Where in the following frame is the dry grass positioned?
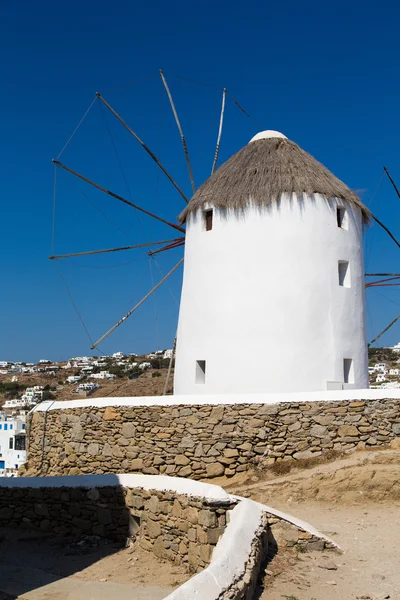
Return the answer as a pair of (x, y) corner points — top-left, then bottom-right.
(268, 449), (345, 478)
(179, 137), (371, 224)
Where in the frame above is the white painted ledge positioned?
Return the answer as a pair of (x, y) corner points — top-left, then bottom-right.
(31, 388), (400, 413)
(165, 499), (264, 599)
(231, 495), (340, 551)
(0, 473), (231, 503)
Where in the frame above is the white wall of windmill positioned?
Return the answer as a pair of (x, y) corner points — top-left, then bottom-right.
(174, 194), (369, 395)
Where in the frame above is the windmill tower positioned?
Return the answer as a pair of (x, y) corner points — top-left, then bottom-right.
(174, 130), (371, 395)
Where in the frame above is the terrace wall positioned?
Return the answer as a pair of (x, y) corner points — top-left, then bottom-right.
(24, 392), (400, 480)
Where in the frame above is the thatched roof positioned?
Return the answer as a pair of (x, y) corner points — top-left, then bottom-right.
(178, 134), (371, 224)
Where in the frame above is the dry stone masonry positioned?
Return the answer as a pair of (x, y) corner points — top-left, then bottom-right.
(0, 482), (234, 573)
(25, 398), (400, 479)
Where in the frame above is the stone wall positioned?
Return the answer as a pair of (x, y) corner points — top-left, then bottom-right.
(25, 398), (400, 480)
(0, 480), (235, 573)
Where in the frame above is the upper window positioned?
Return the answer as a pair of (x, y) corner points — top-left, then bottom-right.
(204, 209), (213, 231)
(4, 424), (7, 431)
(336, 207), (348, 230)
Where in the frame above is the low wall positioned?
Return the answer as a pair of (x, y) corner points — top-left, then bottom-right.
(25, 391), (400, 480)
(0, 473), (337, 600)
(0, 474), (235, 573)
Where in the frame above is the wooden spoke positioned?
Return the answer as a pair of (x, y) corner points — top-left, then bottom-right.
(91, 258), (184, 349)
(52, 160), (185, 233)
(96, 92), (189, 204)
(49, 238), (183, 260)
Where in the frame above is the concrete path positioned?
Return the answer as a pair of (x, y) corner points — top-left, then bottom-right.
(0, 564), (170, 600)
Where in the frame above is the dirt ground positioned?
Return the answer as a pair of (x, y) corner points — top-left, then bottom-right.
(0, 367), (174, 406)
(224, 449), (400, 600)
(0, 529), (188, 600)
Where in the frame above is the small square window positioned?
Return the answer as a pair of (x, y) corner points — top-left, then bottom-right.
(204, 210), (213, 231)
(337, 207), (348, 229)
(4, 424), (7, 431)
(195, 360), (206, 384)
(343, 358), (354, 384)
(338, 261), (351, 287)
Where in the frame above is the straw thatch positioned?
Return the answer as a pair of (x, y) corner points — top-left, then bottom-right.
(178, 137), (371, 224)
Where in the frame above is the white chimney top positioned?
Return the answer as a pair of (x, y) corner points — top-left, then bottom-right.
(249, 130), (287, 143)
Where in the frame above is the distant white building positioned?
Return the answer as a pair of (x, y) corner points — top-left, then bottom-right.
(376, 374), (387, 383)
(389, 368), (400, 376)
(373, 363), (387, 373)
(0, 415), (26, 476)
(39, 359), (51, 364)
(112, 352), (126, 359)
(67, 375), (81, 384)
(139, 362), (151, 371)
(89, 371), (115, 380)
(392, 343), (400, 353)
(163, 349), (173, 360)
(3, 398), (36, 410)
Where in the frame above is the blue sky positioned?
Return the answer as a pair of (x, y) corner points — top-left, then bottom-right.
(1, 0), (400, 362)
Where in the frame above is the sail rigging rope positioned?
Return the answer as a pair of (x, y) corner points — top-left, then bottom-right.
(365, 172), (384, 269)
(67, 177), (133, 242)
(102, 72), (159, 93)
(163, 72), (262, 129)
(149, 257), (161, 351)
(98, 99), (148, 250)
(151, 257), (180, 308)
(52, 163), (57, 255)
(56, 97), (97, 159)
(54, 263), (95, 347)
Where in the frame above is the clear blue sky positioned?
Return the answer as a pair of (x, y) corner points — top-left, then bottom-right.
(1, 0), (400, 362)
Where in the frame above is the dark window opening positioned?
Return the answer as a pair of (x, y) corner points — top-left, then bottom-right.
(343, 358), (354, 384)
(336, 207), (348, 229)
(9, 438), (13, 450)
(205, 210), (213, 231)
(15, 436), (26, 451)
(196, 360), (206, 384)
(338, 261), (351, 287)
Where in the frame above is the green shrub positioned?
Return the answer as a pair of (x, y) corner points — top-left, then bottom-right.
(152, 371), (162, 378)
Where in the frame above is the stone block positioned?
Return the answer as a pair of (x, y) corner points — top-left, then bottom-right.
(103, 407), (120, 420)
(171, 499), (182, 517)
(146, 518), (161, 538)
(310, 424), (327, 438)
(207, 527), (225, 544)
(184, 506), (199, 524)
(175, 455), (190, 466)
(131, 458), (143, 470)
(87, 442), (99, 456)
(223, 448), (239, 458)
(199, 544), (213, 562)
(198, 510), (217, 527)
(179, 466), (192, 477)
(205, 463), (224, 478)
(122, 422), (136, 438)
(337, 425), (359, 437)
(87, 488), (100, 501)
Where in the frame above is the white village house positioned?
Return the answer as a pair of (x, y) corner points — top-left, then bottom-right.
(0, 414), (26, 476)
(175, 130), (370, 395)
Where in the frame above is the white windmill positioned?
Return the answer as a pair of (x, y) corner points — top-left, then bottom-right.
(50, 73), (400, 394)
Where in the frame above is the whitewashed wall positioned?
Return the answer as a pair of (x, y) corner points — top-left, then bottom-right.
(175, 194), (368, 394)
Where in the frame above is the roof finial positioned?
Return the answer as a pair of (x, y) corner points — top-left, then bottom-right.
(249, 130), (287, 143)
